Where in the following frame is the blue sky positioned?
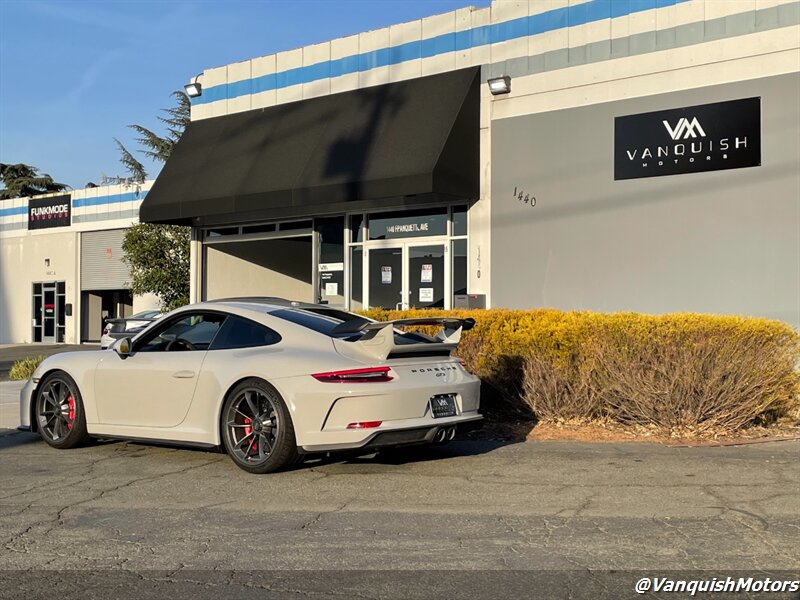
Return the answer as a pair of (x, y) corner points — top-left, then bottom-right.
(0, 0), (488, 190)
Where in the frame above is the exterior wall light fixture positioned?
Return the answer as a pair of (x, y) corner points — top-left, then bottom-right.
(184, 73), (203, 98)
(487, 75), (511, 95)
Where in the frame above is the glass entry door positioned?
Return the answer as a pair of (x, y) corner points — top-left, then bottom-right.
(33, 282), (65, 343)
(42, 283), (57, 343)
(368, 247), (404, 310)
(367, 244), (446, 310)
(407, 244), (445, 309)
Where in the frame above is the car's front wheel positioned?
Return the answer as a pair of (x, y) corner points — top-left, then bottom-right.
(221, 378), (299, 474)
(35, 371), (91, 449)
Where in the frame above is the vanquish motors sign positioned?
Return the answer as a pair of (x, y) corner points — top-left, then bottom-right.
(28, 194), (71, 230)
(614, 97), (761, 180)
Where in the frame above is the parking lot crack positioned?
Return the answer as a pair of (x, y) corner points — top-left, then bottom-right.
(300, 501), (350, 530)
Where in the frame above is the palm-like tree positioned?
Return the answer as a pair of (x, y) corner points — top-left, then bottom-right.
(0, 163), (69, 199)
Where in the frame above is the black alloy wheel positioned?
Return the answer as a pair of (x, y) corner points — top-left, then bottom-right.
(222, 378), (298, 474)
(36, 371), (90, 449)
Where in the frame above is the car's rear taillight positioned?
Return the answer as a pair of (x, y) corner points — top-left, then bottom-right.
(312, 366), (393, 383)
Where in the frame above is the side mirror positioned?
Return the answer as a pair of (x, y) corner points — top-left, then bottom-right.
(113, 337), (132, 359)
(461, 318), (476, 331)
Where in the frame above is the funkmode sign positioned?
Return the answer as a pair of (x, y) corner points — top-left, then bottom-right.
(28, 194), (71, 230)
(614, 97), (761, 180)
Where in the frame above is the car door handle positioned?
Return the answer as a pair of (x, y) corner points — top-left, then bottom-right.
(172, 370), (196, 379)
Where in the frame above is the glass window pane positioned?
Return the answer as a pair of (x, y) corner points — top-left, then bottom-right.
(57, 293), (66, 325)
(349, 214), (364, 243)
(57, 281), (65, 294)
(317, 217), (344, 306)
(279, 220), (312, 231)
(452, 239), (467, 301)
(452, 205), (468, 236)
(270, 307), (364, 338)
(33, 295), (42, 323)
(317, 217), (344, 264)
(206, 227), (238, 238)
(350, 246), (363, 311)
(43, 288), (55, 337)
(210, 315), (281, 350)
(137, 313), (226, 352)
(408, 245), (444, 309)
(368, 247), (403, 309)
(242, 223), (276, 235)
(368, 208), (447, 240)
(34, 283), (42, 295)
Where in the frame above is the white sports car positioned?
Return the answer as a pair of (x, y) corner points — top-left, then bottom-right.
(19, 298), (482, 473)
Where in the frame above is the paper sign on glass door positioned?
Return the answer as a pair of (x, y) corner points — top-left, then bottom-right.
(381, 266), (392, 284)
(421, 264), (433, 283)
(419, 288), (434, 303)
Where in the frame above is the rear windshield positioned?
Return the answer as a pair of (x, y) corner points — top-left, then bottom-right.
(270, 308), (433, 343)
(270, 308), (367, 339)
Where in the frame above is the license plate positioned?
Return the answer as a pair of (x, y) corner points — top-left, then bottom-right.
(430, 394), (457, 418)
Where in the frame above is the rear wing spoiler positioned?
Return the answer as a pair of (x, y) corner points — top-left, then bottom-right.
(331, 317), (475, 362)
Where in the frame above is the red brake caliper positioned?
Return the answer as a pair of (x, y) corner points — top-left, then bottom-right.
(66, 394), (75, 430)
(243, 417), (257, 454)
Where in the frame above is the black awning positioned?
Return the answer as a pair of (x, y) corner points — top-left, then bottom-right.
(140, 67), (480, 226)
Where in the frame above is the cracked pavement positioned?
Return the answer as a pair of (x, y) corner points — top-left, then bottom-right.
(0, 428), (798, 597)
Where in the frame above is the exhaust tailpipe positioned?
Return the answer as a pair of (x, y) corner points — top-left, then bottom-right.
(447, 427), (456, 441)
(434, 428), (447, 443)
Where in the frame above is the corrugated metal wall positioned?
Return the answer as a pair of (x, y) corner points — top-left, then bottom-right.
(80, 229), (130, 290)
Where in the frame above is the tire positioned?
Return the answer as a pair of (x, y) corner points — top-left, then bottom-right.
(221, 378), (299, 474)
(35, 371), (91, 449)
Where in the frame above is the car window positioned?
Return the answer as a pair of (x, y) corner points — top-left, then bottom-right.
(136, 313), (226, 352)
(269, 307), (432, 344)
(209, 315), (281, 350)
(130, 310), (159, 319)
(269, 308), (366, 338)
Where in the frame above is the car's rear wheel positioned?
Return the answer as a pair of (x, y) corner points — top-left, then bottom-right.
(221, 378), (298, 474)
(35, 371), (90, 449)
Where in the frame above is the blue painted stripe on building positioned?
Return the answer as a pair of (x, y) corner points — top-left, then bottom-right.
(72, 191), (145, 208)
(194, 0), (689, 106)
(0, 205), (27, 218)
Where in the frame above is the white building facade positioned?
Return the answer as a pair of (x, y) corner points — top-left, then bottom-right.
(107, 1), (800, 328)
(0, 182), (159, 344)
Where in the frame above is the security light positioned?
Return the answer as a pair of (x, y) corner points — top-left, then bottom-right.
(184, 73), (203, 98)
(487, 75), (511, 95)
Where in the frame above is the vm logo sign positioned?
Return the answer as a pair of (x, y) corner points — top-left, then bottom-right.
(663, 117), (706, 140)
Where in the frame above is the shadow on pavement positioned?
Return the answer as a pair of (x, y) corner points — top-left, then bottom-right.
(301, 438), (522, 470)
(0, 429), (41, 450)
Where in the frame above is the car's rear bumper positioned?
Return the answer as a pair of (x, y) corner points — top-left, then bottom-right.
(299, 415), (483, 453)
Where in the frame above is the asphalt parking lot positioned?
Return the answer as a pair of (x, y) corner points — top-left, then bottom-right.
(0, 412), (798, 598)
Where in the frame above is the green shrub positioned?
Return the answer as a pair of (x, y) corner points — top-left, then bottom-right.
(359, 309), (800, 433)
(8, 356), (44, 381)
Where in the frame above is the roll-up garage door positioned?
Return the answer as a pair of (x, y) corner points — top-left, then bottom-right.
(81, 229), (130, 290)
